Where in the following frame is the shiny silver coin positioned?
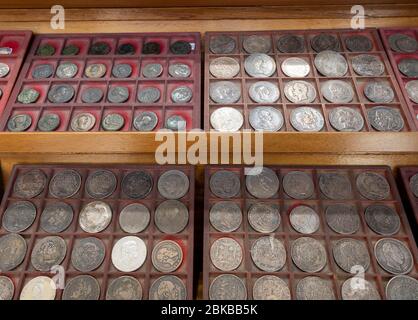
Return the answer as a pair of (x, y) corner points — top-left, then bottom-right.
(296, 276), (336, 300)
(398, 58), (418, 77)
(47, 84), (75, 103)
(81, 87), (103, 103)
(62, 275), (100, 300)
(321, 80), (354, 103)
(352, 54), (385, 76)
(154, 200), (189, 234)
(284, 80), (316, 103)
(386, 275), (418, 300)
(405, 80), (418, 104)
(2, 201), (36, 232)
(112, 236), (147, 272)
(367, 106), (404, 132)
(85, 63), (106, 78)
(209, 201), (242, 232)
(210, 237), (242, 271)
(251, 236), (286, 272)
(85, 169), (117, 199)
(410, 173), (418, 198)
(31, 236), (66, 272)
(345, 35), (373, 52)
(364, 81), (394, 103)
(17, 88), (39, 104)
(133, 111), (158, 132)
(56, 62), (78, 79)
(291, 237), (327, 273)
(20, 276), (56, 300)
(319, 172), (352, 200)
(329, 107), (364, 132)
(209, 81), (241, 104)
(356, 171), (390, 201)
(0, 276), (14, 300)
(151, 240), (183, 272)
(333, 238), (370, 273)
(71, 237), (105, 272)
(79, 201), (112, 233)
(169, 63), (191, 78)
(243, 35), (272, 54)
(209, 34), (236, 54)
(107, 86), (129, 103)
(119, 203), (150, 233)
(106, 276), (142, 300)
(283, 171), (314, 199)
(0, 233), (27, 271)
(112, 63), (132, 78)
(389, 33), (418, 53)
(142, 63), (163, 78)
(7, 114), (32, 132)
(209, 274), (246, 300)
(165, 115), (187, 131)
(253, 276), (290, 300)
(137, 87), (160, 103)
(0, 62), (9, 78)
(248, 81), (280, 103)
(70, 112), (96, 132)
(311, 33), (340, 52)
(314, 50), (348, 77)
(209, 170), (241, 198)
(281, 57), (310, 77)
(37, 113), (60, 132)
(325, 204), (360, 234)
(277, 34), (305, 53)
(102, 113), (125, 131)
(290, 107), (324, 132)
(32, 63), (53, 79)
(149, 276), (187, 300)
(210, 107), (243, 132)
(247, 202), (280, 233)
(374, 238), (413, 275)
(40, 202), (73, 233)
(289, 205), (320, 234)
(341, 278), (381, 300)
(244, 53), (276, 78)
(122, 170), (153, 199)
(365, 205), (400, 235)
(171, 86), (193, 103)
(13, 169), (47, 199)
(158, 170), (189, 200)
(246, 167), (279, 199)
(209, 57), (240, 79)
(249, 106), (284, 132)
(49, 169), (81, 199)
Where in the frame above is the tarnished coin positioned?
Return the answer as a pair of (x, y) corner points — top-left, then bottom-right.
(314, 50), (348, 77)
(89, 42), (110, 55)
(365, 205), (400, 235)
(246, 167), (279, 199)
(325, 204), (360, 234)
(2, 201), (36, 232)
(81, 87), (103, 103)
(112, 63), (132, 78)
(149, 276), (187, 300)
(151, 240), (183, 272)
(249, 81), (280, 103)
(165, 115), (187, 131)
(7, 114), (32, 132)
(48, 84), (74, 103)
(142, 63), (163, 78)
(71, 112), (96, 132)
(0, 233), (27, 271)
(251, 236), (286, 272)
(283, 171), (314, 199)
(62, 275), (100, 300)
(119, 203), (150, 233)
(134, 111), (158, 131)
(210, 170), (241, 198)
(209, 81), (241, 104)
(333, 238), (370, 273)
(17, 88), (39, 104)
(71, 237), (105, 272)
(374, 238), (413, 275)
(253, 276), (290, 300)
(32, 64), (53, 79)
(296, 276), (336, 300)
(209, 274), (246, 300)
(321, 80), (354, 103)
(117, 43), (135, 55)
(210, 107), (243, 132)
(122, 171), (153, 199)
(209, 57), (240, 78)
(40, 202), (73, 233)
(243, 35), (271, 54)
(277, 34), (305, 53)
(209, 35), (236, 54)
(209, 202), (242, 233)
(352, 54), (384, 76)
(248, 203), (280, 233)
(31, 236), (66, 272)
(102, 113), (125, 131)
(168, 63), (191, 78)
(49, 169), (81, 199)
(319, 172), (352, 200)
(311, 33), (340, 52)
(171, 86), (193, 103)
(155, 200), (189, 234)
(341, 278), (381, 300)
(86, 169), (117, 199)
(85, 63), (107, 78)
(79, 201), (112, 233)
(56, 62), (78, 79)
(281, 57), (310, 77)
(367, 106), (404, 132)
(356, 172), (390, 200)
(329, 107), (364, 132)
(249, 106), (284, 132)
(137, 87), (160, 103)
(20, 276), (56, 300)
(106, 276), (142, 300)
(345, 35), (373, 52)
(158, 170), (189, 199)
(290, 107), (324, 132)
(386, 275), (418, 300)
(170, 40), (192, 54)
(389, 33), (418, 53)
(62, 45), (79, 56)
(244, 53), (276, 77)
(398, 58), (418, 77)
(142, 42), (161, 55)
(405, 80), (418, 104)
(112, 236), (147, 272)
(14, 169), (46, 199)
(364, 81), (394, 103)
(410, 173), (418, 198)
(289, 205), (320, 234)
(210, 237), (242, 271)
(284, 80), (316, 103)
(107, 86), (129, 103)
(36, 44), (55, 56)
(37, 113), (60, 132)
(291, 237), (327, 273)
(0, 276), (14, 300)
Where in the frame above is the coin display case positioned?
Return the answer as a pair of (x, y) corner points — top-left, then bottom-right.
(0, 32), (201, 132)
(204, 29), (416, 132)
(399, 167), (418, 238)
(0, 164), (195, 300)
(203, 165), (418, 300)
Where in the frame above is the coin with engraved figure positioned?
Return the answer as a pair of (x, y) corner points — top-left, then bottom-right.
(243, 35), (271, 54)
(7, 114), (32, 132)
(314, 50), (347, 77)
(79, 201), (112, 233)
(290, 107), (324, 132)
(155, 200), (189, 234)
(277, 34), (305, 53)
(389, 33), (418, 53)
(149, 276), (187, 300)
(210, 170), (241, 198)
(410, 173), (418, 198)
(249, 107), (284, 132)
(319, 172), (352, 200)
(244, 53), (276, 78)
(119, 203), (150, 233)
(158, 170), (189, 200)
(209, 57), (240, 79)
(246, 167), (279, 199)
(102, 113), (125, 131)
(365, 205), (400, 236)
(289, 205), (320, 234)
(152, 240), (183, 272)
(142, 63), (163, 78)
(165, 115), (187, 131)
(122, 170), (153, 199)
(325, 204), (360, 234)
(209, 274), (246, 300)
(71, 237), (105, 272)
(352, 54), (384, 76)
(37, 44), (55, 56)
(386, 275), (418, 300)
(0, 276), (14, 300)
(209, 81), (241, 104)
(112, 236), (147, 272)
(341, 278), (381, 300)
(210, 237), (242, 271)
(48, 84), (75, 103)
(329, 107), (364, 132)
(32, 64), (53, 79)
(356, 172), (390, 201)
(71, 113), (96, 132)
(333, 238), (370, 273)
(134, 111), (158, 132)
(284, 80), (316, 103)
(281, 57), (310, 77)
(374, 238), (413, 275)
(210, 107), (243, 132)
(107, 86), (129, 103)
(367, 106), (404, 132)
(405, 80), (418, 104)
(31, 236), (67, 272)
(106, 276), (142, 300)
(14, 169), (46, 199)
(49, 169), (81, 199)
(209, 202), (242, 233)
(253, 276), (290, 300)
(86, 169), (117, 199)
(364, 81), (394, 103)
(137, 87), (160, 103)
(0, 233), (27, 271)
(40, 202), (73, 233)
(169, 63), (191, 78)
(321, 80), (354, 103)
(311, 33), (340, 52)
(291, 237), (327, 273)
(112, 63), (132, 78)
(62, 275), (100, 300)
(17, 88), (39, 104)
(345, 35), (373, 52)
(248, 81), (280, 103)
(398, 58), (418, 77)
(56, 62), (78, 79)
(283, 171), (314, 199)
(20, 276), (56, 300)
(171, 86), (193, 103)
(38, 113), (60, 132)
(209, 35), (236, 54)
(2, 201), (36, 232)
(248, 203), (280, 233)
(296, 276), (336, 300)
(251, 236), (286, 272)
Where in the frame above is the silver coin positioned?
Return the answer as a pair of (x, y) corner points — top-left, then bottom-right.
(62, 275), (100, 300)
(253, 275), (290, 300)
(246, 167), (279, 199)
(333, 238), (370, 273)
(281, 57), (310, 77)
(284, 80), (316, 103)
(290, 107), (324, 132)
(0, 276), (14, 300)
(56, 62), (78, 79)
(119, 203), (150, 233)
(7, 114), (32, 131)
(389, 33), (418, 53)
(165, 115), (186, 131)
(17, 88), (39, 104)
(209, 81), (241, 104)
(251, 236), (286, 272)
(283, 171), (314, 199)
(2, 201), (36, 232)
(81, 87), (103, 103)
(210, 107), (243, 132)
(112, 63), (132, 78)
(244, 53), (276, 78)
(296, 276), (336, 300)
(142, 63), (163, 78)
(321, 80), (354, 103)
(209, 274), (246, 300)
(356, 172), (390, 201)
(352, 54), (384, 76)
(243, 35), (271, 54)
(209, 201), (242, 232)
(291, 237), (327, 273)
(367, 106), (404, 132)
(151, 240), (183, 272)
(0, 233), (27, 271)
(289, 205), (320, 234)
(133, 111), (158, 132)
(71, 237), (105, 272)
(319, 172), (352, 200)
(325, 204), (360, 234)
(85, 169), (117, 199)
(49, 169), (81, 199)
(410, 173), (418, 198)
(248, 81), (280, 103)
(137, 87), (160, 103)
(154, 200), (189, 234)
(107, 86), (129, 103)
(209, 57), (240, 78)
(169, 63), (191, 78)
(365, 205), (400, 235)
(32, 64), (53, 79)
(0, 62), (9, 78)
(106, 276), (142, 300)
(374, 238), (413, 275)
(149, 275), (186, 300)
(102, 113), (125, 131)
(386, 275), (418, 300)
(209, 34), (236, 54)
(364, 81), (394, 103)
(20, 276), (56, 300)
(47, 84), (75, 103)
(405, 80), (418, 104)
(79, 201), (112, 233)
(210, 237), (242, 271)
(209, 170), (241, 198)
(398, 58), (418, 77)
(329, 107), (364, 132)
(158, 170), (189, 199)
(311, 33), (340, 52)
(71, 112), (96, 132)
(13, 168), (47, 199)
(314, 50), (348, 77)
(31, 236), (66, 272)
(37, 113), (61, 132)
(171, 86), (193, 103)
(341, 278), (381, 300)
(247, 202), (280, 233)
(249, 106), (284, 132)
(112, 236), (147, 272)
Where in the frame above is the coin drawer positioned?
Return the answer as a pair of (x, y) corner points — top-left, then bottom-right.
(399, 167), (418, 243)
(203, 165), (418, 300)
(0, 164), (195, 300)
(204, 29), (416, 132)
(0, 33), (201, 132)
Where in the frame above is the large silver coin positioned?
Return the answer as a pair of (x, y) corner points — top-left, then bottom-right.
(209, 274), (246, 300)
(405, 80), (418, 104)
(171, 86), (193, 103)
(0, 276), (14, 300)
(374, 238), (413, 275)
(290, 107), (324, 132)
(311, 33), (340, 52)
(209, 81), (241, 104)
(277, 34), (305, 53)
(13, 169), (46, 199)
(62, 275), (100, 300)
(49, 169), (81, 199)
(0, 62), (10, 78)
(244, 53), (276, 78)
(209, 34), (236, 54)
(386, 275), (418, 300)
(365, 205), (400, 235)
(85, 63), (106, 78)
(157, 170), (189, 200)
(289, 205), (320, 234)
(325, 204), (360, 234)
(281, 57), (310, 77)
(106, 276), (142, 300)
(410, 173), (418, 198)
(119, 203), (150, 233)
(7, 114), (32, 132)
(314, 50), (348, 77)
(155, 200), (189, 234)
(352, 54), (385, 76)
(210, 237), (242, 271)
(112, 236), (147, 272)
(209, 57), (240, 78)
(134, 111), (158, 132)
(356, 171), (390, 201)
(2, 201), (36, 232)
(31, 236), (67, 272)
(251, 236), (286, 272)
(296, 276), (336, 300)
(247, 202), (280, 233)
(47, 84), (74, 103)
(367, 106), (404, 132)
(169, 63), (191, 78)
(364, 81), (394, 103)
(210, 107), (243, 132)
(149, 276), (187, 300)
(249, 106), (284, 132)
(142, 63), (163, 78)
(291, 237), (327, 273)
(253, 275), (291, 300)
(137, 87), (160, 103)
(78, 201), (112, 233)
(56, 62), (78, 79)
(283, 171), (314, 199)
(248, 81), (280, 103)
(71, 237), (105, 272)
(321, 80), (354, 103)
(341, 278), (381, 300)
(209, 201), (242, 232)
(70, 113), (96, 132)
(329, 107), (364, 132)
(333, 238), (370, 273)
(243, 35), (271, 54)
(246, 167), (279, 199)
(284, 80), (316, 103)
(151, 240), (183, 272)
(209, 170), (241, 198)
(20, 276), (56, 300)
(85, 169), (117, 199)
(319, 172), (352, 200)
(0, 233), (27, 271)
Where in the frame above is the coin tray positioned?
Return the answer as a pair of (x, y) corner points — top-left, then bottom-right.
(380, 28), (418, 128)
(204, 29), (416, 132)
(0, 32), (201, 131)
(203, 165), (418, 300)
(0, 164), (195, 300)
(399, 167), (418, 242)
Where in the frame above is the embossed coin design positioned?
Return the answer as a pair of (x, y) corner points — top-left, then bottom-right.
(365, 205), (400, 235)
(277, 34), (305, 53)
(137, 87), (160, 103)
(291, 237), (327, 273)
(14, 169), (46, 199)
(168, 63), (191, 78)
(210, 107), (243, 132)
(356, 172), (390, 200)
(142, 42), (161, 55)
(40, 202), (73, 233)
(0, 276), (14, 300)
(2, 201), (36, 232)
(289, 205), (320, 234)
(405, 80), (418, 104)
(244, 53), (276, 77)
(251, 236), (286, 272)
(149, 276), (187, 300)
(102, 113), (125, 131)
(321, 80), (354, 103)
(249, 107), (284, 132)
(166, 115), (187, 131)
(374, 238), (413, 275)
(119, 203), (150, 233)
(112, 63), (132, 78)
(210, 237), (242, 271)
(311, 33), (340, 52)
(290, 107), (324, 132)
(81, 87), (103, 103)
(62, 275), (100, 300)
(134, 111), (158, 131)
(283, 171), (314, 199)
(345, 35), (373, 52)
(389, 33), (418, 53)
(281, 57), (310, 77)
(386, 275), (418, 300)
(71, 112), (96, 132)
(112, 236), (147, 272)
(142, 63), (163, 78)
(170, 40), (192, 55)
(329, 107), (364, 132)
(333, 238), (370, 273)
(17, 88), (39, 104)
(107, 86), (129, 103)
(31, 236), (67, 272)
(20, 276), (56, 300)
(367, 106), (404, 132)
(62, 44), (79, 56)
(314, 50), (348, 77)
(36, 44), (55, 56)
(246, 167), (279, 199)
(89, 42), (110, 55)
(249, 81), (280, 103)
(341, 278), (380, 300)
(209, 274), (246, 300)
(79, 201), (112, 233)
(106, 276), (142, 300)
(209, 57), (240, 78)
(352, 54), (384, 76)
(47, 84), (74, 103)
(248, 203), (280, 233)
(171, 86), (193, 103)
(319, 172), (352, 200)
(158, 170), (189, 199)
(152, 240), (183, 272)
(209, 202), (242, 233)
(0, 62), (10, 78)
(364, 81), (394, 103)
(155, 200), (189, 234)
(37, 113), (60, 132)
(122, 170), (153, 199)
(86, 169), (117, 199)
(49, 169), (81, 199)
(209, 35), (236, 54)
(56, 62), (78, 79)
(253, 276), (291, 300)
(284, 80), (316, 103)
(209, 81), (241, 104)
(296, 276), (336, 300)
(0, 233), (27, 271)
(7, 114), (32, 132)
(243, 35), (271, 54)
(32, 64), (53, 79)
(325, 204), (360, 234)
(71, 237), (105, 272)
(398, 58), (418, 77)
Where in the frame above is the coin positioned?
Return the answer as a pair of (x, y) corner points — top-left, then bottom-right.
(107, 86), (129, 103)
(0, 276), (14, 300)
(248, 203), (280, 233)
(246, 167), (279, 199)
(171, 86), (193, 103)
(158, 170), (189, 199)
(367, 106), (404, 132)
(284, 80), (316, 103)
(277, 34), (305, 53)
(405, 80), (418, 104)
(137, 87), (160, 103)
(149, 276), (187, 300)
(40, 202), (73, 233)
(289, 205), (320, 234)
(17, 88), (39, 104)
(79, 201), (112, 233)
(375, 238), (413, 275)
(106, 276), (142, 300)
(210, 170), (241, 198)
(321, 80), (354, 103)
(365, 205), (400, 235)
(142, 42), (161, 54)
(37, 113), (60, 131)
(117, 43), (135, 55)
(249, 81), (280, 103)
(325, 204), (360, 234)
(36, 44), (55, 56)
(329, 107), (364, 132)
(134, 111), (158, 131)
(291, 237), (327, 273)
(296, 276), (336, 300)
(0, 233), (27, 271)
(119, 203), (150, 233)
(49, 169), (81, 199)
(253, 275), (290, 300)
(47, 84), (74, 103)
(32, 64), (53, 79)
(290, 107), (324, 132)
(209, 201), (242, 232)
(281, 57), (310, 77)
(356, 172), (390, 200)
(209, 35), (236, 54)
(152, 240), (183, 272)
(102, 113), (125, 131)
(244, 53), (276, 77)
(345, 35), (373, 52)
(398, 58), (418, 77)
(14, 169), (46, 199)
(389, 33), (418, 53)
(209, 57), (240, 78)
(62, 275), (100, 300)
(142, 63), (163, 78)
(81, 87), (103, 103)
(20, 276), (56, 300)
(314, 50), (347, 77)
(2, 201), (36, 232)
(169, 63), (191, 78)
(86, 169), (117, 199)
(71, 112), (96, 132)
(333, 238), (370, 273)
(155, 200), (189, 234)
(311, 33), (340, 52)
(410, 173), (418, 198)
(166, 115), (186, 131)
(364, 81), (394, 103)
(7, 114), (32, 132)
(319, 172), (352, 200)
(209, 274), (246, 300)
(71, 237), (105, 272)
(56, 62), (78, 79)
(85, 63), (106, 78)
(210, 107), (243, 132)
(249, 106), (284, 132)
(170, 40), (192, 54)
(243, 35), (271, 54)
(31, 236), (66, 272)
(210, 237), (242, 271)
(89, 42), (111, 55)
(283, 171), (314, 199)
(112, 63), (132, 78)
(209, 81), (241, 104)
(251, 236), (286, 272)
(62, 45), (79, 56)
(122, 170), (153, 199)
(352, 54), (384, 76)
(341, 278), (381, 300)
(112, 236), (147, 272)
(386, 275), (418, 300)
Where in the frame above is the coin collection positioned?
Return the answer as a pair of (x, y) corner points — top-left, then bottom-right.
(203, 165), (418, 300)
(0, 33), (201, 132)
(0, 164), (194, 300)
(399, 167), (418, 235)
(205, 29), (416, 132)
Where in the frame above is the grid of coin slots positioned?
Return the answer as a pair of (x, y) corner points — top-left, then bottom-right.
(0, 164), (194, 300)
(203, 165), (418, 300)
(399, 167), (418, 231)
(204, 29), (416, 132)
(0, 32), (201, 132)
(380, 28), (418, 129)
